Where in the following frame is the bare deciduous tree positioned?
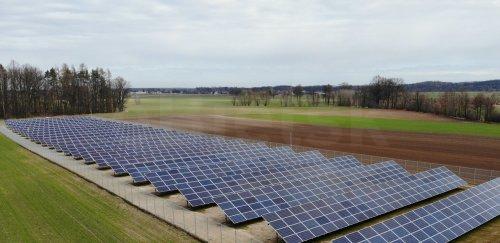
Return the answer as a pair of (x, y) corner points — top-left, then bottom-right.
(293, 85), (304, 106)
(322, 84), (333, 106)
(0, 61), (130, 119)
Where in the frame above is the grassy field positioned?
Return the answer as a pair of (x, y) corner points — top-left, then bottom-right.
(101, 94), (500, 138)
(0, 133), (198, 242)
(239, 113), (500, 138)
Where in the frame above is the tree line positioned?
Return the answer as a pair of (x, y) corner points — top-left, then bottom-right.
(229, 76), (499, 122)
(0, 61), (130, 119)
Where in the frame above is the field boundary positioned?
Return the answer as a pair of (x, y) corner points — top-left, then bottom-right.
(0, 123), (260, 243)
(263, 141), (499, 185)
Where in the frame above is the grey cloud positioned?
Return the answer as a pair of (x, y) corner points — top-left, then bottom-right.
(1, 0), (499, 87)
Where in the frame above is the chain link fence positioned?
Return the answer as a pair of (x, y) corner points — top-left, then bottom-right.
(263, 141), (499, 185)
(0, 125), (260, 243)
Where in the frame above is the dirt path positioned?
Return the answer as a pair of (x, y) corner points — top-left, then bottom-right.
(125, 115), (500, 171)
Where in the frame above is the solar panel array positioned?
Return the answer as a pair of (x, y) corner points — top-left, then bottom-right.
(262, 167), (467, 242)
(8, 117), (268, 170)
(145, 150), (326, 192)
(125, 146), (300, 183)
(6, 116), (495, 243)
(214, 161), (409, 224)
(333, 178), (499, 243)
(177, 155), (362, 207)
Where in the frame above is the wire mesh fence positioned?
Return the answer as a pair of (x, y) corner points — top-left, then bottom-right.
(58, 155), (260, 243)
(0, 125), (259, 243)
(264, 141), (499, 185)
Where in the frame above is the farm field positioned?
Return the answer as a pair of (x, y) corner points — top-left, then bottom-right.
(102, 95), (500, 138)
(101, 95), (500, 170)
(0, 133), (198, 242)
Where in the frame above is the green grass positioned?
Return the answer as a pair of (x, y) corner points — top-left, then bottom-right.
(100, 95), (500, 138)
(0, 133), (198, 242)
(101, 94), (333, 119)
(236, 113), (500, 138)
(103, 95), (234, 119)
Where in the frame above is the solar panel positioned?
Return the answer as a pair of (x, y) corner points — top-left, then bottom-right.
(262, 167), (466, 243)
(80, 137), (267, 168)
(13, 117), (244, 147)
(114, 145), (282, 173)
(145, 150), (325, 191)
(9, 117), (273, 171)
(8, 119), (262, 159)
(177, 155), (361, 207)
(214, 161), (409, 224)
(98, 141), (269, 169)
(333, 177), (499, 243)
(121, 147), (305, 183)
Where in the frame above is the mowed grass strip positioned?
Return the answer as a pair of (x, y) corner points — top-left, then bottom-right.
(0, 133), (198, 242)
(236, 113), (500, 138)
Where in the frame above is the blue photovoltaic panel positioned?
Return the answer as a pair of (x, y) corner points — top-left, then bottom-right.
(177, 155), (362, 207)
(118, 146), (284, 177)
(10, 116), (256, 147)
(262, 167), (466, 243)
(7, 118), (267, 172)
(14, 127), (254, 163)
(96, 142), (269, 169)
(100, 140), (270, 169)
(7, 117), (271, 171)
(123, 146), (307, 183)
(333, 178), (499, 243)
(214, 161), (409, 224)
(90, 139), (269, 168)
(145, 150), (325, 192)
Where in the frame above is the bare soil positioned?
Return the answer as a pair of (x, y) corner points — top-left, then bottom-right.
(125, 115), (500, 171)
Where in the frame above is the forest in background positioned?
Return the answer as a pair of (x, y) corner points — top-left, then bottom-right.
(129, 79), (500, 94)
(0, 61), (130, 119)
(228, 76), (499, 123)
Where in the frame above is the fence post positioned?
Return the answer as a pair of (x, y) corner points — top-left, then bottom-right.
(473, 168), (477, 185)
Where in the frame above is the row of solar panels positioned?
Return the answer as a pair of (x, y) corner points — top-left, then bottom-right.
(6, 117), (499, 243)
(333, 178), (498, 243)
(7, 117), (273, 173)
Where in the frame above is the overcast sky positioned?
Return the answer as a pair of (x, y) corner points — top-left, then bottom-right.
(1, 0), (500, 88)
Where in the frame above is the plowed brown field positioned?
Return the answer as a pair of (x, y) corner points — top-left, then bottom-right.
(125, 115), (500, 171)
